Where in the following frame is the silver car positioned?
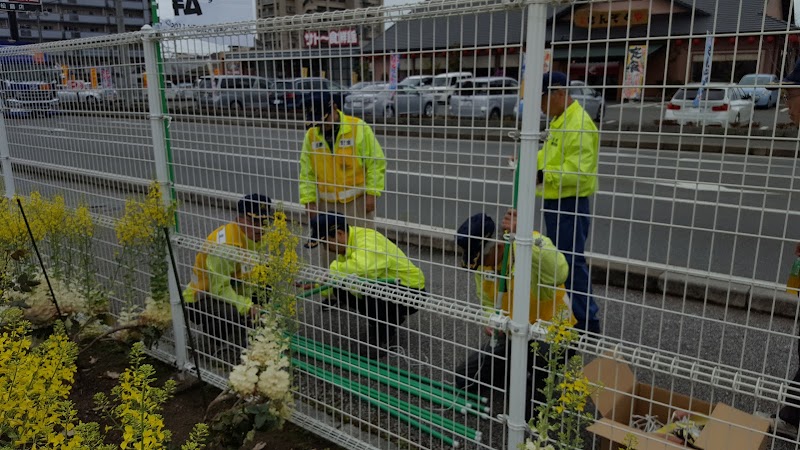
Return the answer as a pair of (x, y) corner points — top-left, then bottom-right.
(195, 75), (276, 114)
(514, 81), (605, 124)
(343, 84), (427, 120)
(448, 77), (519, 119)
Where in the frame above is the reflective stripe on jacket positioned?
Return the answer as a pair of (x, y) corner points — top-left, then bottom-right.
(474, 231), (576, 326)
(299, 112), (386, 204)
(182, 222), (265, 315)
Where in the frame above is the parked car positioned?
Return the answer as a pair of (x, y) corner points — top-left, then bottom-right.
(399, 75), (434, 89)
(348, 81), (383, 94)
(422, 71), (473, 117)
(448, 76), (519, 119)
(568, 81), (605, 122)
(194, 75), (276, 114)
(343, 84), (427, 119)
(738, 73), (779, 108)
(513, 80), (605, 124)
(663, 83), (754, 127)
(273, 77), (348, 112)
(56, 82), (118, 109)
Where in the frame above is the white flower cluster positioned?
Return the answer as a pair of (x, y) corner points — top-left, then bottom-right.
(12, 274), (88, 326)
(228, 319), (294, 420)
(138, 297), (172, 329)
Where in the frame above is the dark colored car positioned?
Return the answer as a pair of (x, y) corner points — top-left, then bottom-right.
(272, 77), (348, 112)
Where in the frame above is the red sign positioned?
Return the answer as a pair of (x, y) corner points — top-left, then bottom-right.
(304, 29), (359, 47)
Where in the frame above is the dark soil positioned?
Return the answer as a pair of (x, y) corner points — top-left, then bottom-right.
(71, 339), (343, 450)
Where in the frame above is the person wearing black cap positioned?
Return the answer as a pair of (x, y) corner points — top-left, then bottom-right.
(508, 71), (602, 334)
(759, 60), (800, 439)
(298, 91), (386, 230)
(306, 211), (425, 357)
(452, 212), (574, 415)
(182, 193), (272, 354)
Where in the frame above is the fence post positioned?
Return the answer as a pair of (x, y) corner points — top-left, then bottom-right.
(507, 1), (549, 448)
(0, 112), (15, 200)
(141, 25), (189, 371)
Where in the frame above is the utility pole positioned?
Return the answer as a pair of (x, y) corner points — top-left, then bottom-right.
(8, 11), (20, 41)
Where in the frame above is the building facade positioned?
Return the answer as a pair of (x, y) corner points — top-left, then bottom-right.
(256, 0), (382, 50)
(367, 0), (797, 100)
(0, 0), (149, 44)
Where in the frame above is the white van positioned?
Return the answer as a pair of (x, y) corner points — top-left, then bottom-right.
(422, 71), (473, 116)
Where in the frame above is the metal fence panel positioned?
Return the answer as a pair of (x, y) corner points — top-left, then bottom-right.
(3, 0), (800, 448)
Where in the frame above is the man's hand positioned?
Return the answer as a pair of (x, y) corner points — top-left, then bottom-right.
(364, 194), (376, 213)
(502, 209), (518, 233)
(306, 202), (318, 219)
(795, 242), (800, 257)
(536, 169), (544, 185)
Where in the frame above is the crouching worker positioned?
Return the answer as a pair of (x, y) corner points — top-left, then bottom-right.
(182, 194), (273, 358)
(306, 212), (426, 358)
(453, 211), (575, 416)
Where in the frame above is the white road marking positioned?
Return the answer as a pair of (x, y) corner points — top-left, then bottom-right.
(649, 180), (774, 195)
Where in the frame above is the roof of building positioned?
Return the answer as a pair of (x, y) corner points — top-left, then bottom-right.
(365, 0), (791, 53)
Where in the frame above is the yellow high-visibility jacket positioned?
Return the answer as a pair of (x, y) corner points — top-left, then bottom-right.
(329, 226), (425, 291)
(475, 232), (575, 326)
(182, 222), (265, 315)
(537, 100), (599, 199)
(299, 112), (386, 205)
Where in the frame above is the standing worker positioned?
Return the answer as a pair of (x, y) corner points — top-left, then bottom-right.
(509, 71), (601, 334)
(299, 92), (387, 229)
(182, 194), (272, 357)
(306, 212), (425, 358)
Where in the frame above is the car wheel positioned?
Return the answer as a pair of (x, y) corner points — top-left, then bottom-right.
(424, 102), (434, 118)
(733, 113), (741, 125)
(384, 106), (395, 120)
(489, 108), (501, 120)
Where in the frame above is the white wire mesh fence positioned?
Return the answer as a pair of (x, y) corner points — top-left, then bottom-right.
(2, 0), (800, 448)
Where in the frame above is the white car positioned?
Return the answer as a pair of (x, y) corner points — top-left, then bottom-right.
(56, 82), (117, 109)
(663, 83), (754, 128)
(422, 71), (473, 117)
(448, 77), (519, 119)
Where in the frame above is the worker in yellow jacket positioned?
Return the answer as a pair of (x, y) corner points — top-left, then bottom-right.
(299, 92), (386, 229)
(182, 194), (272, 356)
(306, 212), (425, 358)
(453, 211), (574, 416)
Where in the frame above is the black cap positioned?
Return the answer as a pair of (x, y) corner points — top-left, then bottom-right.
(305, 212), (348, 248)
(455, 213), (495, 269)
(542, 71), (569, 92)
(769, 58), (800, 90)
(237, 194), (272, 222)
(305, 91), (335, 123)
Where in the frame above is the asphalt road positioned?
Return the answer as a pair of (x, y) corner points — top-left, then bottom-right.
(5, 114), (800, 286)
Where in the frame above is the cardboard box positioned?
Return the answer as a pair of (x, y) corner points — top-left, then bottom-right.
(584, 356), (770, 450)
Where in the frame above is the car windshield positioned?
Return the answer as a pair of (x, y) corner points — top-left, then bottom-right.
(433, 77), (450, 87)
(197, 78), (215, 89)
(350, 82), (375, 90)
(400, 78), (420, 87)
(276, 81), (292, 90)
(672, 88), (726, 101)
(739, 75), (773, 86)
(457, 81), (489, 96)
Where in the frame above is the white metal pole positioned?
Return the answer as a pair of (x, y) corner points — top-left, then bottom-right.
(142, 25), (189, 371)
(0, 110), (15, 200)
(507, 1), (548, 448)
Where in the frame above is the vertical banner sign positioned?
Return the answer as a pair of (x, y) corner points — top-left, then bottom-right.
(90, 68), (98, 89)
(694, 34), (714, 108)
(622, 45), (647, 101)
(389, 54), (400, 90)
(100, 68), (113, 88)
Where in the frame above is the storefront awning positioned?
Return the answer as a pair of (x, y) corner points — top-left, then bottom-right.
(552, 44), (663, 60)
